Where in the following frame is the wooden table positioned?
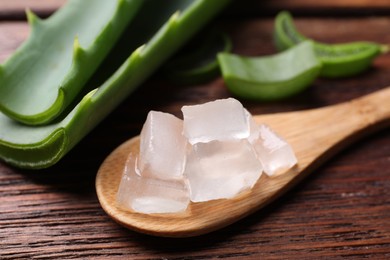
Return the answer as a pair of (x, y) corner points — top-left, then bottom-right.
(1, 1), (389, 259)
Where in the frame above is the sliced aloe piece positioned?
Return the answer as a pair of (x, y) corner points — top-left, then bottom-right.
(0, 0), (231, 169)
(218, 41), (322, 100)
(0, 0), (143, 125)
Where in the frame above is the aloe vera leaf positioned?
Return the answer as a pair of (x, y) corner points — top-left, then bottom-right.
(0, 0), (231, 169)
(0, 0), (143, 125)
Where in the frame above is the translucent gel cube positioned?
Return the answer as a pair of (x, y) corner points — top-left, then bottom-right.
(184, 140), (263, 202)
(253, 124), (297, 176)
(182, 98), (250, 144)
(139, 111), (187, 179)
(117, 154), (190, 214)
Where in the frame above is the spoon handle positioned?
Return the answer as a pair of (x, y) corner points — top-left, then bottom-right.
(326, 87), (390, 146)
(325, 87), (390, 147)
(255, 87), (390, 173)
(350, 87), (390, 128)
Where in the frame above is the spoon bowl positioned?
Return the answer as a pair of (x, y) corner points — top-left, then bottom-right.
(96, 87), (390, 237)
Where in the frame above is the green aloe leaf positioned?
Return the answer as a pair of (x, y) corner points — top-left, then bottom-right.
(0, 0), (231, 169)
(0, 0), (143, 125)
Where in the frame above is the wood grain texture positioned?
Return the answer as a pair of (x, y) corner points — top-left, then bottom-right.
(1, 1), (390, 259)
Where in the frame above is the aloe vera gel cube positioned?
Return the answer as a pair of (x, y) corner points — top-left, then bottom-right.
(185, 139), (262, 202)
(182, 99), (262, 202)
(117, 98), (297, 214)
(117, 154), (190, 214)
(139, 111), (187, 179)
(253, 124), (297, 176)
(181, 98), (250, 144)
(117, 111), (190, 214)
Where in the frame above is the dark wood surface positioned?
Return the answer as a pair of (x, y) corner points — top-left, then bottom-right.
(0, 1), (389, 259)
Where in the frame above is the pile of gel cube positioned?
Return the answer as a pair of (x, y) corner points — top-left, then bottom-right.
(117, 98), (297, 214)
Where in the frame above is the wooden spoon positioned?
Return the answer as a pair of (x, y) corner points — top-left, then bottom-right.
(96, 87), (390, 237)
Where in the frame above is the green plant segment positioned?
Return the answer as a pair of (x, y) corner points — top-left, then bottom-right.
(0, 0), (144, 125)
(0, 0), (231, 169)
(274, 11), (388, 78)
(163, 31), (232, 85)
(218, 41), (321, 100)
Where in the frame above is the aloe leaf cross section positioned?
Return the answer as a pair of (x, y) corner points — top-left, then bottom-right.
(0, 0), (231, 169)
(0, 0), (143, 125)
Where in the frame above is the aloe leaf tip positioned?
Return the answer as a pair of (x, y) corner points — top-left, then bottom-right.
(26, 8), (43, 28)
(72, 36), (87, 60)
(169, 11), (181, 26)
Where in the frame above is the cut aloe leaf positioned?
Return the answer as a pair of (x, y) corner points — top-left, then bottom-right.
(218, 41), (322, 100)
(0, 0), (143, 125)
(0, 0), (231, 169)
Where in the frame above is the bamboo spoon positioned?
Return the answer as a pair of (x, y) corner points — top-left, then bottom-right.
(96, 87), (390, 237)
